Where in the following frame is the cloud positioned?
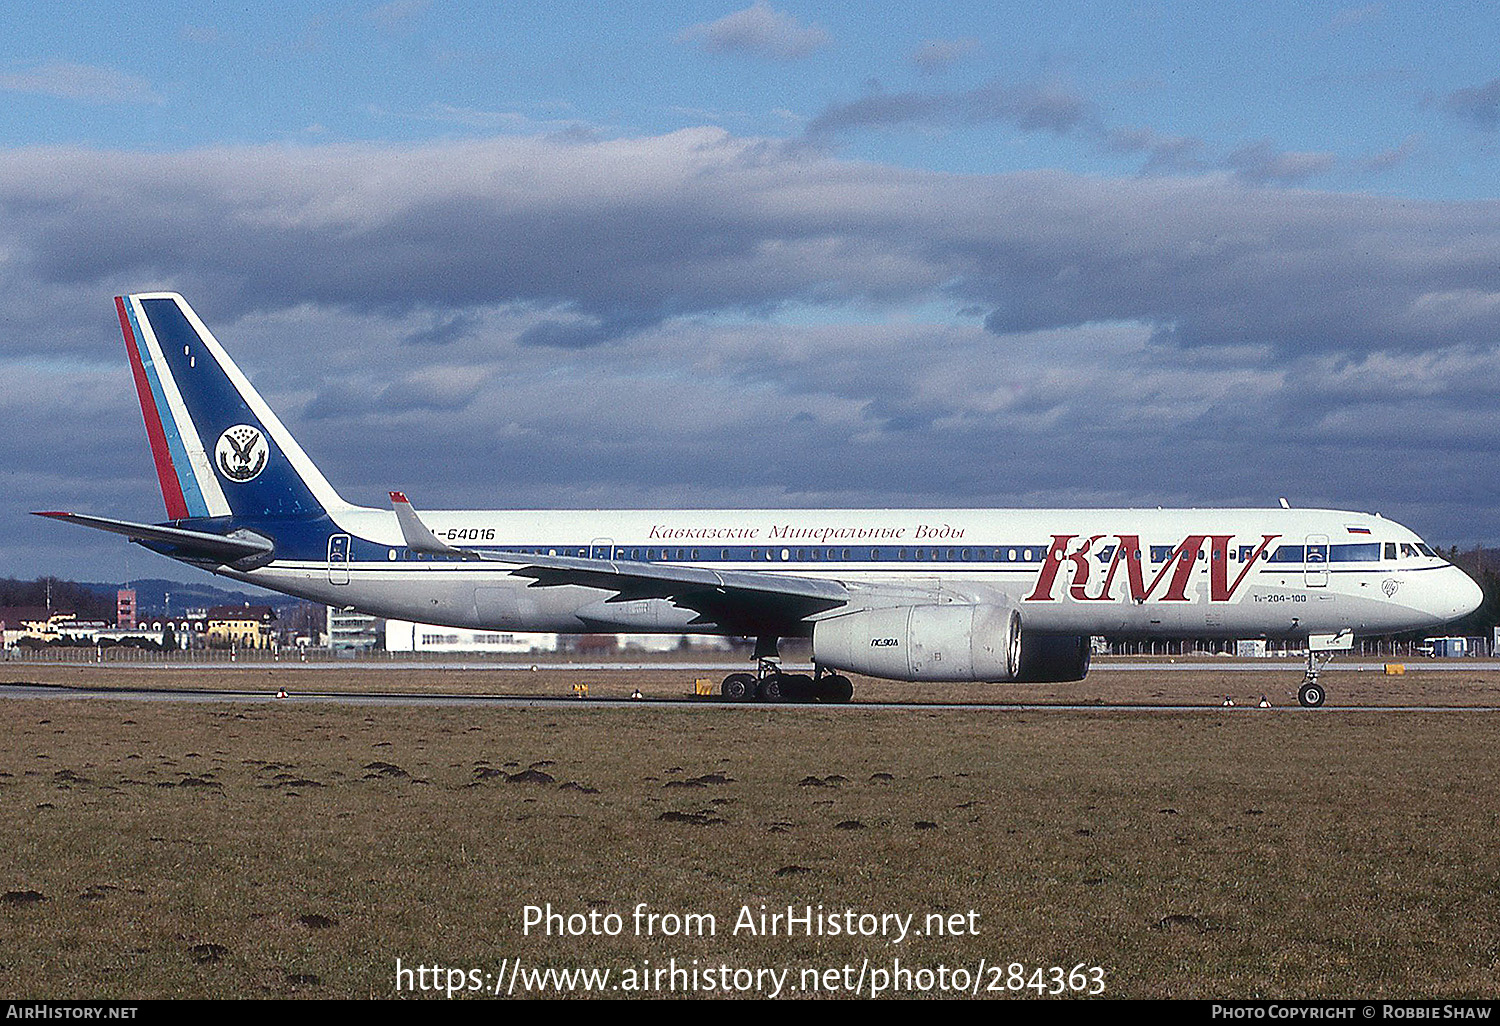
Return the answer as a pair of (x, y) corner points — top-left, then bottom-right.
(678, 2), (830, 61)
(0, 62), (162, 105)
(404, 312), (478, 347)
(0, 129), (1492, 362)
(805, 77), (1092, 138)
(367, 102), (571, 133)
(1360, 134), (1420, 173)
(910, 38), (979, 75)
(377, 365), (488, 412)
(1221, 140), (1337, 184)
(1104, 126), (1209, 174)
(804, 75), (1342, 189)
(1435, 77), (1500, 131)
(807, 80), (1334, 189)
(2, 129), (1500, 577)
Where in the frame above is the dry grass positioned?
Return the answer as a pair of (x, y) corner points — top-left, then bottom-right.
(2, 667), (1499, 999)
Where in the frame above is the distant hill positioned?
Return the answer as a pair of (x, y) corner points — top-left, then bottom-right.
(82, 577), (293, 616)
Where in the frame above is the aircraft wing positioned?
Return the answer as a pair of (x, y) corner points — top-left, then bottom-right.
(493, 549), (850, 635)
(32, 511), (274, 563)
(389, 493), (850, 635)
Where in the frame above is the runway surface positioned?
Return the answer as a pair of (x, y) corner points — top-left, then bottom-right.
(4, 659), (1499, 672)
(3, 681), (1497, 713)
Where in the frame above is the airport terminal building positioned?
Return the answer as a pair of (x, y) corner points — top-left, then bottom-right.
(384, 618), (559, 654)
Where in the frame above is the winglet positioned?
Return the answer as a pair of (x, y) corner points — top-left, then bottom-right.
(388, 492), (478, 559)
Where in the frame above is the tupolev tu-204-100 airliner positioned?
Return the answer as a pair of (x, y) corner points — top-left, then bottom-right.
(37, 294), (1483, 706)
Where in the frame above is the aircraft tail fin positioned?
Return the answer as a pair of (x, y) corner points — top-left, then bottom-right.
(117, 293), (350, 521)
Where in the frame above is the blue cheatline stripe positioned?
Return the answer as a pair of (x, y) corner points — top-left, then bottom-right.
(125, 301), (210, 519)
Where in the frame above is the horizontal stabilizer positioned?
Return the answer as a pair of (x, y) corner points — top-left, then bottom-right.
(32, 511), (274, 562)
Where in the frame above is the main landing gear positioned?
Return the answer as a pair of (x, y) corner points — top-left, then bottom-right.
(720, 637), (854, 704)
(1298, 648), (1335, 708)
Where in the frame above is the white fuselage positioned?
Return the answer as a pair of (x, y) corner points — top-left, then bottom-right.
(221, 505), (1480, 641)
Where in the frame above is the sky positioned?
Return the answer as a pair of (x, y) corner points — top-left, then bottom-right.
(2, 0), (1499, 583)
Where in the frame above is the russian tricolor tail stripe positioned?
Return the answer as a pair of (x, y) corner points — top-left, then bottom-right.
(119, 296), (189, 519)
(118, 295), (228, 520)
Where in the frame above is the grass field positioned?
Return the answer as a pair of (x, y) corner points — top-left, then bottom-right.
(3, 665), (1499, 999)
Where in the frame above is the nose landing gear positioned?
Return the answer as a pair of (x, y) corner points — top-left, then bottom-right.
(1298, 648), (1335, 707)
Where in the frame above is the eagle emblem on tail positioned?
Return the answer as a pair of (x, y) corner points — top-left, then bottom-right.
(215, 424), (268, 483)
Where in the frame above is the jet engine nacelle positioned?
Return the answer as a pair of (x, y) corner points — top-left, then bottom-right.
(812, 603), (1023, 682)
(1014, 633), (1092, 683)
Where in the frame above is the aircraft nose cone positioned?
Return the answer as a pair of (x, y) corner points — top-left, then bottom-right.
(1454, 569), (1485, 620)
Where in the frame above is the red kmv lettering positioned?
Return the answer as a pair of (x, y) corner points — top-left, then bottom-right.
(1209, 534), (1279, 601)
(1027, 533), (1281, 603)
(1025, 535), (1101, 602)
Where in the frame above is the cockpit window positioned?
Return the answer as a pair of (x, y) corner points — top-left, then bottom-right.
(1417, 543), (1437, 558)
(1384, 542), (1397, 560)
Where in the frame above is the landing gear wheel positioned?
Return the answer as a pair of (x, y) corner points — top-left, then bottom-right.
(821, 674), (854, 704)
(721, 673), (756, 702)
(780, 673), (816, 703)
(758, 673), (787, 703)
(1298, 681), (1326, 708)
